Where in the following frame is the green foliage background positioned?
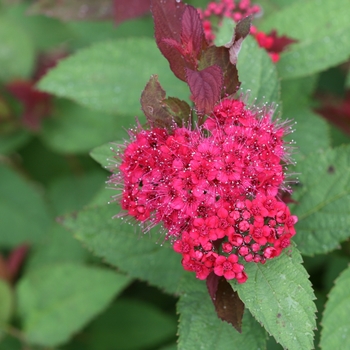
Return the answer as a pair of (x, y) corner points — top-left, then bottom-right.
(1, 0), (350, 349)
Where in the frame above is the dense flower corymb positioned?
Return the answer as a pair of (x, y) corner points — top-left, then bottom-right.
(109, 97), (297, 283)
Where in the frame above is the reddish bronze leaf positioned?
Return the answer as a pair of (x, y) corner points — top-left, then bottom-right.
(186, 65), (223, 115)
(163, 97), (191, 126)
(199, 46), (240, 97)
(180, 5), (207, 63)
(206, 272), (245, 332)
(28, 0), (114, 21)
(225, 16), (252, 65)
(141, 75), (191, 130)
(151, 0), (207, 81)
(114, 0), (151, 25)
(151, 0), (188, 81)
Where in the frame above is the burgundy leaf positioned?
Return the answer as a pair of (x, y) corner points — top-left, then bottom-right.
(206, 271), (220, 300)
(151, 0), (207, 81)
(206, 273), (245, 332)
(163, 97), (191, 126)
(141, 75), (191, 130)
(27, 0), (114, 21)
(180, 5), (207, 63)
(151, 0), (188, 80)
(186, 65), (223, 115)
(199, 46), (240, 97)
(225, 16), (252, 65)
(114, 0), (151, 25)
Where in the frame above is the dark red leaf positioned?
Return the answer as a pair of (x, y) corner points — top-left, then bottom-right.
(114, 0), (151, 25)
(199, 46), (240, 97)
(180, 5), (207, 62)
(206, 273), (245, 332)
(163, 97), (191, 126)
(151, 0), (188, 80)
(141, 75), (191, 130)
(186, 65), (223, 115)
(27, 0), (114, 21)
(225, 16), (252, 65)
(268, 30), (298, 54)
(151, 0), (207, 81)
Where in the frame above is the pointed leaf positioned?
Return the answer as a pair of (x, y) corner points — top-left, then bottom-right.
(38, 38), (189, 115)
(85, 299), (177, 350)
(0, 280), (14, 325)
(260, 0), (350, 79)
(28, 0), (114, 21)
(141, 75), (191, 129)
(231, 246), (316, 350)
(16, 263), (131, 347)
(178, 274), (266, 350)
(206, 274), (244, 332)
(180, 5), (207, 60)
(62, 204), (186, 295)
(225, 16), (252, 65)
(320, 265), (350, 349)
(163, 97), (191, 126)
(90, 142), (117, 169)
(291, 145), (350, 255)
(199, 46), (240, 96)
(186, 66), (223, 115)
(151, 0), (188, 81)
(236, 36), (280, 107)
(0, 163), (51, 248)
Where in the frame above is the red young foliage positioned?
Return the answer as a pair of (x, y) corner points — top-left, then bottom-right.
(186, 65), (223, 116)
(206, 272), (245, 332)
(151, 0), (208, 81)
(141, 75), (191, 129)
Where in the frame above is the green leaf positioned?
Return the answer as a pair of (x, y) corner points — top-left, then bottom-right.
(38, 38), (190, 116)
(237, 36), (280, 107)
(24, 224), (89, 274)
(260, 0), (350, 79)
(62, 204), (186, 295)
(3, 3), (75, 51)
(177, 275), (266, 350)
(320, 264), (350, 349)
(214, 17), (235, 47)
(284, 108), (331, 161)
(90, 142), (117, 170)
(41, 99), (131, 154)
(0, 163), (51, 248)
(280, 76), (318, 112)
(47, 171), (106, 216)
(291, 145), (350, 255)
(346, 70), (350, 89)
(0, 17), (35, 81)
(0, 130), (31, 155)
(83, 299), (177, 350)
(0, 280), (14, 325)
(231, 246), (316, 350)
(16, 263), (131, 347)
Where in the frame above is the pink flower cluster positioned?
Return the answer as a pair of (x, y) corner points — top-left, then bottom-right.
(198, 0), (297, 63)
(198, 0), (261, 42)
(110, 98), (297, 283)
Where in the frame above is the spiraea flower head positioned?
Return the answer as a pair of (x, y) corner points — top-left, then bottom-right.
(109, 96), (297, 283)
